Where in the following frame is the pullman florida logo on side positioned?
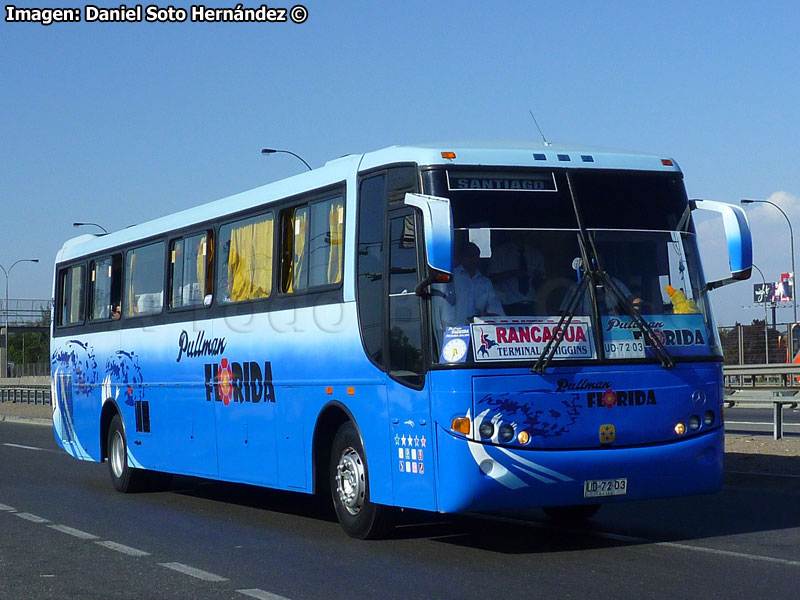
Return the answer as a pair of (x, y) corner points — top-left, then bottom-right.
(204, 358), (276, 405)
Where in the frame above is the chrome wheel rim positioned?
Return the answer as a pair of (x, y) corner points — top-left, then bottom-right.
(110, 430), (126, 479)
(335, 447), (365, 516)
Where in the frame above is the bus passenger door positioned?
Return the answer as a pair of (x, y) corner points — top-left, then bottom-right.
(385, 211), (436, 511)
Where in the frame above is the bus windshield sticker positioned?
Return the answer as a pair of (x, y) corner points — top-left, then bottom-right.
(441, 326), (471, 363)
(446, 171), (557, 192)
(470, 317), (595, 362)
(602, 314), (710, 358)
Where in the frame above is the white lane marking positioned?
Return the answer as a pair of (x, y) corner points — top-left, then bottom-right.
(480, 514), (800, 569)
(238, 589), (292, 600)
(48, 524), (100, 540)
(96, 541), (150, 557)
(0, 502), (17, 511)
(2, 443), (61, 454)
(159, 562), (229, 582)
(586, 529), (800, 568)
(657, 541), (800, 568)
(14, 512), (50, 523)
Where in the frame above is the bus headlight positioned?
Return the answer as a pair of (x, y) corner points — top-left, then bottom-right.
(517, 430), (531, 445)
(688, 415), (701, 430)
(674, 422), (686, 436)
(499, 425), (514, 442)
(703, 410), (715, 427)
(479, 422), (494, 438)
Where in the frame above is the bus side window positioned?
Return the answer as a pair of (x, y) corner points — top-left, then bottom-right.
(57, 264), (86, 326)
(388, 212), (424, 387)
(89, 255), (122, 321)
(170, 231), (213, 309)
(281, 195), (344, 293)
(357, 175), (386, 367)
(218, 213), (273, 303)
(124, 242), (165, 317)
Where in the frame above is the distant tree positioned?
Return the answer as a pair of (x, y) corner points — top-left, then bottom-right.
(7, 304), (51, 367)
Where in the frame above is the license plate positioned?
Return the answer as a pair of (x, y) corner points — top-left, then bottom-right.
(584, 478), (627, 498)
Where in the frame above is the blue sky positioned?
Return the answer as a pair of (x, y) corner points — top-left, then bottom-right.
(2, 1), (799, 325)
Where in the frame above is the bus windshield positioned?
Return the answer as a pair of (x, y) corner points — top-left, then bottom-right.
(422, 168), (721, 365)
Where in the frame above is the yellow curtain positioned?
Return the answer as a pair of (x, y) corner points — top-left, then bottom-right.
(126, 253), (135, 316)
(228, 218), (273, 301)
(291, 209), (308, 292)
(196, 234), (208, 298)
(327, 200), (344, 284)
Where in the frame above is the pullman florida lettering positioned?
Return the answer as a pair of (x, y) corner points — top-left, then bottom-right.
(205, 358), (276, 405)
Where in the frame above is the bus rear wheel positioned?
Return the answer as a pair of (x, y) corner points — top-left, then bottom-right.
(107, 414), (151, 493)
(330, 422), (392, 539)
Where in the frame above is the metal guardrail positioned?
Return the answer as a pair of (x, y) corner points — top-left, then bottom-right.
(723, 363), (800, 388)
(723, 364), (800, 440)
(0, 384), (51, 405)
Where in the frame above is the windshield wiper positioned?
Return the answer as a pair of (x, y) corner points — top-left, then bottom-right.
(597, 270), (675, 369)
(532, 273), (589, 374)
(532, 172), (674, 372)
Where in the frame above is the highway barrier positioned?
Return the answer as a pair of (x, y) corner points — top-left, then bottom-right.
(0, 383), (51, 405)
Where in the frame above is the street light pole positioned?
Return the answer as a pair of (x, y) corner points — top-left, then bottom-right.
(752, 263), (769, 363)
(260, 148), (312, 171)
(72, 222), (109, 234)
(0, 258), (39, 378)
(741, 199), (797, 326)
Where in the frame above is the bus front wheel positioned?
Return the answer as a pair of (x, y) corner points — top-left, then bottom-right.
(330, 421), (392, 539)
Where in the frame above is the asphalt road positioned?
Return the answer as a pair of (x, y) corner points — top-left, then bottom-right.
(2, 422), (799, 600)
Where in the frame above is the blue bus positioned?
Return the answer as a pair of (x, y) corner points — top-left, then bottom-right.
(51, 142), (752, 538)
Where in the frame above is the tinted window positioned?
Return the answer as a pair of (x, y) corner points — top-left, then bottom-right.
(388, 213), (423, 386)
(170, 232), (212, 309)
(90, 255), (121, 321)
(422, 168), (690, 231)
(281, 195), (344, 293)
(58, 264), (85, 326)
(357, 175), (386, 366)
(124, 242), (165, 317)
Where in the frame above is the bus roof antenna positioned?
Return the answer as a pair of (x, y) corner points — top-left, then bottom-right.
(529, 108), (550, 146)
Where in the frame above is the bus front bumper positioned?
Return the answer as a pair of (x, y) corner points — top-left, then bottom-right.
(435, 426), (723, 513)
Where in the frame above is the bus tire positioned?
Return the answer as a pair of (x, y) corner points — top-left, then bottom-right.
(543, 504), (601, 522)
(330, 421), (392, 539)
(107, 414), (148, 493)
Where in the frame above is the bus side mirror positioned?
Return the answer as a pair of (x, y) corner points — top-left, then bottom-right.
(691, 199), (753, 291)
(404, 193), (454, 276)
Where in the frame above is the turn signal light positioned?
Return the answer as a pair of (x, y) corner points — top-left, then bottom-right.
(441, 151), (456, 160)
(674, 422), (686, 436)
(518, 430), (531, 445)
(434, 272), (452, 283)
(452, 417), (470, 434)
